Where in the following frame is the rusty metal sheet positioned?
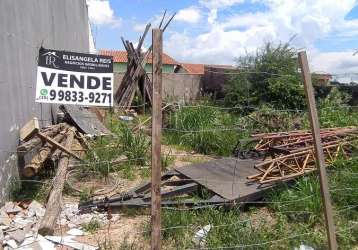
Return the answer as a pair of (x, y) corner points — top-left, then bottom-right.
(174, 158), (269, 200)
(60, 105), (110, 136)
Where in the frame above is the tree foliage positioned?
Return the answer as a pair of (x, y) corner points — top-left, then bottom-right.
(224, 42), (305, 111)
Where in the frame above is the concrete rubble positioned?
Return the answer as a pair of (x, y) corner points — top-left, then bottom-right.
(0, 201), (119, 249)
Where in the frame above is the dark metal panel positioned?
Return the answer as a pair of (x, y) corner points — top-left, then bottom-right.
(174, 158), (265, 200)
(60, 105), (110, 136)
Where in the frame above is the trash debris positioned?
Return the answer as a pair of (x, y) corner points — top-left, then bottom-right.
(7, 229), (26, 244)
(45, 235), (98, 250)
(119, 115), (134, 121)
(0, 200), (116, 249)
(4, 202), (22, 214)
(66, 228), (85, 236)
(294, 244), (315, 250)
(192, 224), (212, 247)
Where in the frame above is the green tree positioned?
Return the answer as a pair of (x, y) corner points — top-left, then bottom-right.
(224, 42), (305, 111)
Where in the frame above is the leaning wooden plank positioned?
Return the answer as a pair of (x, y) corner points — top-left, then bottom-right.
(17, 124), (65, 154)
(38, 128), (75, 236)
(20, 117), (39, 141)
(37, 132), (82, 161)
(23, 127), (68, 177)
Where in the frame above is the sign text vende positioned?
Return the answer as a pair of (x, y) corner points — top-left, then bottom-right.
(35, 48), (113, 107)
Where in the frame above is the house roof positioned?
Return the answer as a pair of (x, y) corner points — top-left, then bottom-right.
(99, 49), (178, 65)
(312, 73), (332, 80)
(180, 63), (205, 74)
(180, 63), (236, 74)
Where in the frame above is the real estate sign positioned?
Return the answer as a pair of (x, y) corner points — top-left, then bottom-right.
(35, 48), (113, 107)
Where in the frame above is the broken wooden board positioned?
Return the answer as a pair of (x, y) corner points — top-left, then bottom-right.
(60, 105), (110, 136)
(20, 118), (39, 141)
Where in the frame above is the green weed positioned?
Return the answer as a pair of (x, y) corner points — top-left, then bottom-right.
(83, 218), (101, 234)
(114, 123), (150, 166)
(165, 105), (241, 155)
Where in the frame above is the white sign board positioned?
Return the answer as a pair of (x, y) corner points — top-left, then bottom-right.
(35, 48), (113, 107)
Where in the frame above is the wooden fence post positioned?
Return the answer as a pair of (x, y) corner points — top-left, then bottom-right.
(151, 28), (163, 250)
(298, 51), (337, 250)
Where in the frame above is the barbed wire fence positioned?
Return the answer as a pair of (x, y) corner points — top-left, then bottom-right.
(5, 52), (358, 249)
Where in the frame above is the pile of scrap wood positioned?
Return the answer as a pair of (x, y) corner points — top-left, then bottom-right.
(17, 118), (88, 235)
(114, 11), (175, 109)
(247, 126), (358, 184)
(18, 118), (86, 178)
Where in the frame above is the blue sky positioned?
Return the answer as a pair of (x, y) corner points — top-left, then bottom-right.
(87, 0), (358, 74)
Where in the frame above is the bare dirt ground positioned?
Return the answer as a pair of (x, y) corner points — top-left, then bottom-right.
(61, 145), (215, 249)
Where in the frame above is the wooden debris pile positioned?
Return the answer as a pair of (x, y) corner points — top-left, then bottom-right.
(114, 11), (175, 109)
(18, 118), (86, 178)
(17, 117), (88, 235)
(247, 126), (358, 184)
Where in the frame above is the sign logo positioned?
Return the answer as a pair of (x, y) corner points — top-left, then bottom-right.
(42, 51), (60, 68)
(40, 89), (48, 96)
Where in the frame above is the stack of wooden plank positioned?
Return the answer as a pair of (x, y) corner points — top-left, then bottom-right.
(18, 118), (86, 177)
(247, 126), (358, 184)
(114, 12), (175, 109)
(17, 118), (88, 235)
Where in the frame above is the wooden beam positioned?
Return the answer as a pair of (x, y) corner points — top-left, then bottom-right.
(23, 128), (68, 177)
(17, 124), (65, 154)
(298, 51), (337, 250)
(37, 132), (82, 161)
(38, 127), (75, 235)
(151, 28), (163, 250)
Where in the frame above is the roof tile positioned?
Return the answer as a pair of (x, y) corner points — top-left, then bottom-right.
(99, 49), (178, 65)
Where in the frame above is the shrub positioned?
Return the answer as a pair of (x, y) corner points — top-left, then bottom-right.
(224, 42), (305, 111)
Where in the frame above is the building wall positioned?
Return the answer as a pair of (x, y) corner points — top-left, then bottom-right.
(114, 62), (175, 73)
(0, 0), (90, 202)
(114, 73), (202, 101)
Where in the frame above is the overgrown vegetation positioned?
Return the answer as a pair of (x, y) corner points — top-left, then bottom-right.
(159, 155), (358, 249)
(224, 42), (305, 111)
(85, 121), (150, 178)
(317, 88), (358, 128)
(81, 42), (358, 249)
(164, 104), (244, 155)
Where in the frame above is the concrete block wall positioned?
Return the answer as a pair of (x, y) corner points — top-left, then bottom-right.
(113, 73), (203, 102)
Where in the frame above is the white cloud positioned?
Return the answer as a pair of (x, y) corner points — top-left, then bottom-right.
(86, 0), (121, 27)
(133, 23), (147, 32)
(175, 7), (202, 23)
(165, 0), (358, 73)
(310, 50), (358, 74)
(199, 0), (245, 9)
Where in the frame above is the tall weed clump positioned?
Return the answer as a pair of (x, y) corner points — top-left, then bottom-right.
(86, 122), (150, 177)
(113, 122), (150, 166)
(316, 88), (358, 128)
(166, 106), (240, 155)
